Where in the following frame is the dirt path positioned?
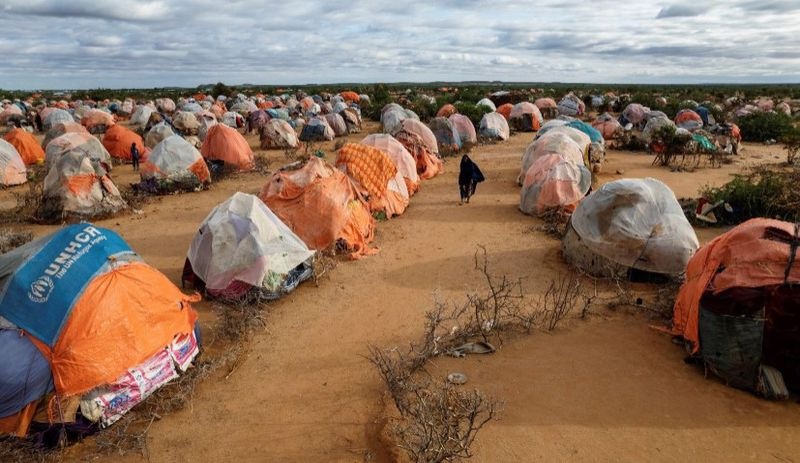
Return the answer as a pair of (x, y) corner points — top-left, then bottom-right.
(7, 126), (798, 462)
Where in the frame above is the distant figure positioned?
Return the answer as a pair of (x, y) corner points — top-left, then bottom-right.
(130, 142), (140, 171)
(458, 154), (484, 205)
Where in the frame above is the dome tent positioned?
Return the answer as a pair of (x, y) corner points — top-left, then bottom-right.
(145, 122), (176, 149)
(0, 224), (199, 436)
(479, 112), (510, 140)
(335, 143), (409, 218)
(519, 153), (591, 217)
(4, 128), (44, 165)
(360, 133), (420, 196)
(42, 109), (74, 131)
(393, 129), (444, 180)
(299, 117), (335, 142)
(259, 157), (377, 259)
(140, 135), (211, 192)
(340, 107), (362, 134)
(259, 119), (299, 149)
(562, 178), (699, 279)
(0, 139), (27, 186)
(45, 132), (112, 172)
(399, 119), (439, 155)
(80, 110), (115, 134)
(184, 192), (314, 301)
(557, 93), (585, 117)
(534, 98), (558, 119)
(591, 113), (623, 140)
(39, 151), (126, 222)
(519, 131), (584, 185)
(42, 122), (90, 149)
(323, 113), (347, 137)
(509, 102), (543, 132)
(671, 219), (800, 398)
(448, 113), (477, 146)
(428, 117), (462, 155)
(102, 124), (147, 162)
(476, 98), (496, 111)
(201, 124), (254, 172)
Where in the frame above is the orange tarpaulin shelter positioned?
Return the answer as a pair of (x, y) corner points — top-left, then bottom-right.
(102, 124), (148, 162)
(335, 143), (409, 217)
(340, 91), (360, 103)
(259, 157), (376, 259)
(497, 103), (513, 121)
(4, 128), (44, 165)
(200, 124), (254, 171)
(436, 104), (457, 118)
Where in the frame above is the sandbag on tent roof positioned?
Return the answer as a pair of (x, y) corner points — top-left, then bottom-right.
(0, 140), (27, 186)
(324, 113), (348, 137)
(259, 119), (299, 149)
(476, 98), (496, 111)
(299, 117), (335, 142)
(184, 192), (314, 301)
(0, 224), (199, 435)
(43, 109), (74, 131)
(145, 122), (176, 149)
(140, 135), (210, 190)
(259, 157), (377, 259)
(360, 133), (420, 195)
(557, 94), (585, 117)
(80, 110), (115, 134)
(102, 124), (147, 162)
(520, 153), (591, 217)
(335, 143), (409, 218)
(519, 131), (584, 185)
(436, 104), (457, 118)
(428, 117), (462, 155)
(340, 107), (362, 134)
(39, 151), (126, 221)
(479, 112), (510, 141)
(42, 122), (89, 148)
(509, 102), (543, 132)
(393, 129), (444, 180)
(591, 113), (623, 140)
(200, 124), (254, 172)
(562, 178), (698, 279)
(671, 219), (800, 396)
(4, 128), (44, 165)
(45, 132), (112, 171)
(449, 113), (477, 146)
(675, 109), (704, 131)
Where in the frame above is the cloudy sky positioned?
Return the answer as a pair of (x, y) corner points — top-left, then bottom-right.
(1, 0), (799, 89)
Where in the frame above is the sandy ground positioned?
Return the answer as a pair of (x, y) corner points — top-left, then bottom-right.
(3, 123), (799, 462)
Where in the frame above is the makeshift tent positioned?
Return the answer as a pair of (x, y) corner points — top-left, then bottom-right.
(340, 108), (362, 134)
(476, 98), (496, 111)
(247, 110), (271, 134)
(259, 119), (299, 149)
(642, 116), (676, 143)
(299, 117), (335, 142)
(42, 122), (90, 149)
(141, 135), (211, 188)
(0, 105), (23, 125)
(448, 114), (477, 146)
(0, 224), (198, 436)
(324, 113), (348, 137)
(399, 119), (439, 155)
(479, 112), (510, 140)
(428, 117), (462, 154)
(534, 98), (558, 118)
(519, 131), (584, 185)
(4, 128), (44, 165)
(184, 192), (314, 301)
(200, 124), (254, 172)
(622, 103), (649, 126)
(496, 103), (513, 121)
(80, 110), (115, 134)
(565, 120), (603, 144)
(509, 102), (542, 132)
(172, 111), (200, 134)
(156, 98), (177, 113)
(557, 94), (585, 117)
(360, 133), (420, 195)
(695, 106), (716, 127)
(393, 130), (444, 180)
(43, 109), (74, 131)
(675, 109), (704, 131)
(520, 153), (591, 216)
(0, 140), (27, 186)
(102, 124), (147, 162)
(436, 104), (457, 118)
(222, 111), (244, 128)
(130, 105), (154, 130)
(591, 113), (623, 140)
(335, 143), (408, 217)
(562, 178), (698, 279)
(145, 122), (176, 148)
(45, 132), (112, 171)
(340, 91), (360, 103)
(671, 219), (800, 396)
(259, 157), (377, 259)
(382, 108), (407, 134)
(39, 151), (126, 221)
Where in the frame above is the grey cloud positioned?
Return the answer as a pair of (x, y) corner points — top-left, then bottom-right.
(656, 4), (709, 18)
(3, 0), (170, 21)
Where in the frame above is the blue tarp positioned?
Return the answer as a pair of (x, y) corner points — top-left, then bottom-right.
(566, 120), (603, 144)
(0, 329), (53, 418)
(0, 224), (133, 346)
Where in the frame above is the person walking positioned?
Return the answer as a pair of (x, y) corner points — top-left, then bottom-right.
(130, 142), (140, 171)
(458, 154), (484, 205)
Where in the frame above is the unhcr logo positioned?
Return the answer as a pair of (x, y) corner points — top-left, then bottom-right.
(28, 275), (54, 303)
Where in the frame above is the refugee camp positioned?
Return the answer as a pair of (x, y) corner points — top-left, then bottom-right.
(2, 1), (800, 462)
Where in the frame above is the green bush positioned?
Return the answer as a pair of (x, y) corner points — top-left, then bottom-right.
(701, 166), (800, 224)
(737, 112), (795, 142)
(453, 102), (493, 126)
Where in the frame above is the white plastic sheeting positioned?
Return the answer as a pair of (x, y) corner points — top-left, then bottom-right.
(144, 135), (206, 183)
(0, 139), (27, 186)
(145, 122), (176, 148)
(479, 112), (509, 140)
(520, 153), (590, 216)
(187, 192), (314, 295)
(567, 178), (699, 275)
(476, 98), (496, 111)
(519, 131), (584, 184)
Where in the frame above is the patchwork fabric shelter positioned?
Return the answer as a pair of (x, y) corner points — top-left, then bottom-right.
(520, 153), (591, 216)
(102, 124), (147, 162)
(324, 113), (347, 137)
(201, 124), (254, 171)
(0, 139), (27, 186)
(591, 113), (623, 140)
(399, 119), (439, 155)
(42, 122), (89, 149)
(360, 133), (420, 195)
(622, 103), (649, 126)
(40, 151), (126, 221)
(45, 132), (112, 171)
(557, 94), (585, 117)
(675, 109), (704, 131)
(4, 128), (44, 165)
(184, 192), (314, 301)
(0, 224), (199, 435)
(141, 135), (211, 187)
(534, 98), (558, 118)
(80, 110), (115, 133)
(496, 103), (513, 121)
(428, 117), (462, 154)
(476, 98), (496, 111)
(562, 178), (698, 278)
(259, 119), (299, 149)
(130, 105), (154, 130)
(43, 109), (74, 132)
(259, 157), (376, 259)
(393, 130), (444, 180)
(172, 111), (200, 134)
(671, 219), (800, 396)
(448, 113), (477, 146)
(479, 112), (510, 140)
(299, 117), (334, 142)
(335, 143), (409, 218)
(145, 122), (176, 149)
(519, 131), (585, 185)
(340, 108), (362, 134)
(436, 104), (457, 118)
(509, 102), (543, 132)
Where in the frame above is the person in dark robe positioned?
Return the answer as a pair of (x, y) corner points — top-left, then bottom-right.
(458, 154), (484, 205)
(130, 142), (140, 171)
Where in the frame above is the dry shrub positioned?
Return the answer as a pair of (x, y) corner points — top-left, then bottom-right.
(0, 228), (33, 253)
(0, 181), (43, 225)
